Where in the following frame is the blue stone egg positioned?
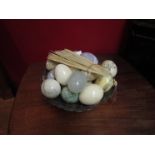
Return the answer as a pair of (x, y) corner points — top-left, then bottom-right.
(81, 52), (98, 64)
(47, 70), (55, 79)
(68, 71), (87, 93)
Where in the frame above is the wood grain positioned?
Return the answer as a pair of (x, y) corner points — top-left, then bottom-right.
(0, 98), (14, 134)
(9, 55), (155, 134)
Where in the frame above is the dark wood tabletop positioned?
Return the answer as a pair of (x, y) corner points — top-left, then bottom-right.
(9, 55), (155, 134)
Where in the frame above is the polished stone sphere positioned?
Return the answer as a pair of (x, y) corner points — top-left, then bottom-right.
(68, 71), (87, 93)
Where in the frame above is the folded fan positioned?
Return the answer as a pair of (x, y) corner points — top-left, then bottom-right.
(47, 49), (109, 76)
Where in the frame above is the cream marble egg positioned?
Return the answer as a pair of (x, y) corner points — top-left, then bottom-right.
(95, 74), (113, 92)
(79, 84), (104, 105)
(41, 79), (61, 98)
(46, 60), (56, 70)
(102, 60), (117, 77)
(55, 64), (72, 85)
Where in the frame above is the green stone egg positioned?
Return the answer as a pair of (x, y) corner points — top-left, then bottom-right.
(61, 87), (79, 104)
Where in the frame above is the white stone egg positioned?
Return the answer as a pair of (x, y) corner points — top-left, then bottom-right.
(41, 79), (61, 98)
(46, 60), (56, 70)
(79, 84), (104, 105)
(102, 60), (117, 77)
(55, 64), (72, 85)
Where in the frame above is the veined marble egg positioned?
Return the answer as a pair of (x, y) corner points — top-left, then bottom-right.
(81, 52), (98, 64)
(41, 79), (61, 98)
(68, 71), (87, 93)
(47, 70), (55, 79)
(46, 60), (56, 70)
(61, 87), (79, 104)
(55, 64), (72, 85)
(102, 60), (117, 77)
(79, 84), (104, 105)
(95, 74), (114, 92)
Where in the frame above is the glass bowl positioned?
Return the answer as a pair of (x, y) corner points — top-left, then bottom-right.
(42, 70), (117, 112)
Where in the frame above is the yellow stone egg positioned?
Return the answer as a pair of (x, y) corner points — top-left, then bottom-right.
(95, 74), (114, 92)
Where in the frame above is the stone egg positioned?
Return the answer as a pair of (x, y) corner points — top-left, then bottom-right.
(81, 52), (98, 64)
(74, 50), (82, 55)
(85, 82), (92, 87)
(102, 60), (117, 77)
(79, 84), (104, 105)
(61, 87), (79, 104)
(68, 71), (87, 93)
(70, 67), (77, 73)
(47, 70), (55, 79)
(81, 71), (97, 81)
(41, 79), (61, 98)
(95, 74), (114, 92)
(113, 79), (118, 87)
(55, 64), (72, 85)
(46, 60), (56, 70)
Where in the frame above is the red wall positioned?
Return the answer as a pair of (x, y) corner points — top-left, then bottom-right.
(0, 19), (126, 87)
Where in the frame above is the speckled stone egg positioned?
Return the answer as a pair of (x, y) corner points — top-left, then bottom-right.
(55, 64), (72, 85)
(41, 79), (61, 98)
(46, 60), (56, 70)
(95, 74), (114, 92)
(102, 60), (117, 77)
(81, 52), (98, 64)
(61, 87), (79, 103)
(79, 84), (104, 105)
(68, 71), (87, 93)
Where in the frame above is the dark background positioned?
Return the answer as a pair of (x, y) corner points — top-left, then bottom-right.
(120, 19), (155, 87)
(0, 19), (155, 97)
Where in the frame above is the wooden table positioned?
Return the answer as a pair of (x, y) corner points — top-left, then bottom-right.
(9, 55), (155, 134)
